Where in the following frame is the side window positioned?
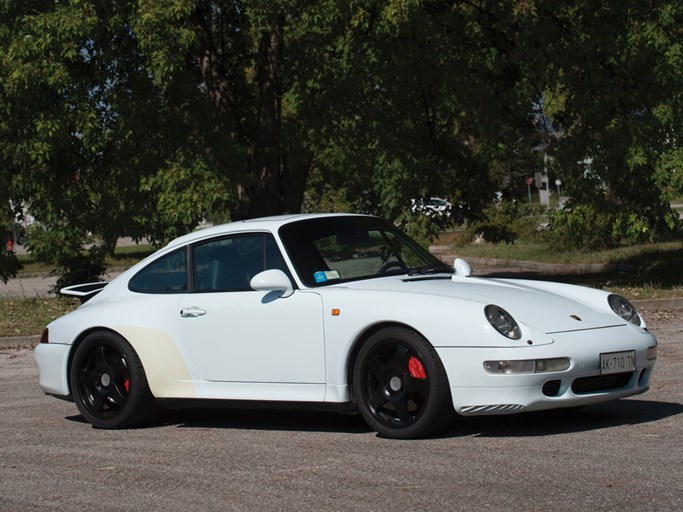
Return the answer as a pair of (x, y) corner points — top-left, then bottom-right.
(129, 248), (186, 293)
(192, 234), (290, 293)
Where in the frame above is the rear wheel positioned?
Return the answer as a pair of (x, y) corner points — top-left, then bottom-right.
(352, 327), (454, 438)
(69, 331), (159, 428)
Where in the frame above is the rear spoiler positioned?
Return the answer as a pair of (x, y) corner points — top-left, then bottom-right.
(60, 282), (109, 303)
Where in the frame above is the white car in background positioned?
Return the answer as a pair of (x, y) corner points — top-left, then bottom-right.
(410, 197), (453, 218)
(35, 214), (657, 438)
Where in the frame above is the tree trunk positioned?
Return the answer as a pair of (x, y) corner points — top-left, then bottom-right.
(193, 9), (310, 221)
(244, 13), (285, 218)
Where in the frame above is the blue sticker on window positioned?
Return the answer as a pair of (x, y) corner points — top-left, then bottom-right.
(314, 270), (341, 283)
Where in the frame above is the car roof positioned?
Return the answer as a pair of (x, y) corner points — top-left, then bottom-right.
(165, 212), (370, 249)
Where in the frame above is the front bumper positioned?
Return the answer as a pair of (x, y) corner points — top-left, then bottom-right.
(437, 325), (657, 416)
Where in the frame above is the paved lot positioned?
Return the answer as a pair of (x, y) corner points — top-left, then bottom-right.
(1, 304), (681, 511)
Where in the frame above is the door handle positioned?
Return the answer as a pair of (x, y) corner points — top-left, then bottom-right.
(180, 307), (207, 318)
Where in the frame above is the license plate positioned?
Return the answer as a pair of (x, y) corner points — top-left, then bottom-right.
(600, 350), (636, 375)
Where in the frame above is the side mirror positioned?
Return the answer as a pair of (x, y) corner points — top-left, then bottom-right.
(452, 258), (472, 278)
(250, 269), (294, 298)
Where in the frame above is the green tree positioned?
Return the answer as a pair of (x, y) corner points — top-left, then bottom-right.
(4, 0), (682, 286)
(2, 0), (521, 283)
(1, 1), (232, 285)
(521, 2), (683, 247)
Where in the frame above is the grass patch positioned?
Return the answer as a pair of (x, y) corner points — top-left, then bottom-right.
(566, 279), (683, 301)
(435, 231), (683, 265)
(515, 269), (683, 300)
(16, 244), (156, 275)
(434, 231), (683, 299)
(106, 244), (157, 269)
(0, 297), (80, 337)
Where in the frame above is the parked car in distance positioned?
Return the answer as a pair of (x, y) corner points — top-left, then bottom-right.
(410, 197), (453, 218)
(35, 213), (657, 438)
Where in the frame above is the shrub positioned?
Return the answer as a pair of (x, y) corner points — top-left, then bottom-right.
(549, 202), (682, 251)
(461, 200), (538, 245)
(548, 205), (615, 251)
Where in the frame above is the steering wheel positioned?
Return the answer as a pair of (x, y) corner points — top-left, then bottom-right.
(376, 261), (408, 275)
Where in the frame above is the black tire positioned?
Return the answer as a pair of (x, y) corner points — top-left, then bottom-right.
(352, 327), (454, 439)
(69, 331), (159, 429)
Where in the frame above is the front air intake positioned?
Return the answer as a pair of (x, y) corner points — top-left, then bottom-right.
(572, 372), (633, 394)
(542, 380), (562, 397)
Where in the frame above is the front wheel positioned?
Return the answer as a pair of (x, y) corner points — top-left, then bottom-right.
(352, 327), (454, 438)
(69, 331), (159, 429)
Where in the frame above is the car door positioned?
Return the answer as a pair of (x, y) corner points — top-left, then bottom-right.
(177, 233), (326, 385)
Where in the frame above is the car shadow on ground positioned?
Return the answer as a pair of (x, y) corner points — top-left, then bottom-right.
(65, 397), (682, 438)
(157, 407), (373, 434)
(64, 408), (372, 433)
(438, 399), (683, 439)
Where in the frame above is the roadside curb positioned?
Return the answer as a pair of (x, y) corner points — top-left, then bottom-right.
(0, 335), (40, 349)
(431, 252), (646, 275)
(632, 297), (683, 309)
(9, 266), (129, 281)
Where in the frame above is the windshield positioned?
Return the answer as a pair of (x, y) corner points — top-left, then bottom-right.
(279, 216), (452, 287)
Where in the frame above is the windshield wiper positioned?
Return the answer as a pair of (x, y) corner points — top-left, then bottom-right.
(407, 264), (454, 276)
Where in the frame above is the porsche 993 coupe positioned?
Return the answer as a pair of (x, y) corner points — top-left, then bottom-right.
(35, 214), (658, 438)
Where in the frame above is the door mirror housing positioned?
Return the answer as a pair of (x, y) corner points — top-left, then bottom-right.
(250, 269), (294, 297)
(453, 258), (472, 278)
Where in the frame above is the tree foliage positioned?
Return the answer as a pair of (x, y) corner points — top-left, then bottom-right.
(1, 1), (682, 285)
(524, 2), (683, 247)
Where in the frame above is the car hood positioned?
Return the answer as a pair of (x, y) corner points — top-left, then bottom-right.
(336, 275), (624, 334)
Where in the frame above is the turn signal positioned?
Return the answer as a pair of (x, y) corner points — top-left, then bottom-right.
(646, 346), (658, 360)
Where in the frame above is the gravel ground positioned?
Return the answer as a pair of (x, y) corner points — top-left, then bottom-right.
(0, 304), (681, 512)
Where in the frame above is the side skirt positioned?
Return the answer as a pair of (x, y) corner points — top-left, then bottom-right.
(155, 398), (357, 415)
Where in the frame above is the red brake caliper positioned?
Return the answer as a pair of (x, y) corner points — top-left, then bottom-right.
(123, 378), (130, 393)
(408, 356), (427, 379)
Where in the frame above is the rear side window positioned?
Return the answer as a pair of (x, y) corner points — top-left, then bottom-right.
(129, 248), (186, 293)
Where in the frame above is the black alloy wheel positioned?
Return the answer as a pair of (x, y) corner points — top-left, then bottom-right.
(70, 331), (158, 429)
(353, 327), (454, 438)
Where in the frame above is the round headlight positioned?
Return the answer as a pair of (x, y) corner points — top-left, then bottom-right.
(485, 305), (522, 340)
(608, 294), (641, 326)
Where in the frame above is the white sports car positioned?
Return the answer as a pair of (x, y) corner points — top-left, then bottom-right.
(35, 214), (658, 438)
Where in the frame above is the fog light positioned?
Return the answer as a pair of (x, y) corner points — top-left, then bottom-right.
(484, 358), (570, 375)
(646, 345), (658, 360)
(535, 358), (570, 372)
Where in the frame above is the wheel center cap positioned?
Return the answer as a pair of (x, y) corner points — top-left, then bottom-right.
(100, 373), (112, 387)
(389, 376), (402, 392)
